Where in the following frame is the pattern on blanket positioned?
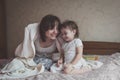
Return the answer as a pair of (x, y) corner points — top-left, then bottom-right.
(0, 52), (120, 80)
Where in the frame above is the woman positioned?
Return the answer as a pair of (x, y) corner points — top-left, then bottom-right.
(1, 14), (63, 78)
(33, 14), (63, 70)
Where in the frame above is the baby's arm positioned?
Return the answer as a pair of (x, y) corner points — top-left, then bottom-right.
(63, 46), (83, 74)
(71, 46), (83, 65)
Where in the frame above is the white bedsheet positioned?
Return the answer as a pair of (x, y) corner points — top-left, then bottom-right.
(0, 52), (120, 80)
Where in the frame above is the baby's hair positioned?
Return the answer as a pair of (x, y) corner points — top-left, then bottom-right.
(60, 20), (79, 38)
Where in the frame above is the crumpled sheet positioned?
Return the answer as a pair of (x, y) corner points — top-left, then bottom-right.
(0, 57), (45, 79)
(0, 52), (120, 80)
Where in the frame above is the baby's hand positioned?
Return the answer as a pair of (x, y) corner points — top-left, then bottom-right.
(57, 59), (63, 67)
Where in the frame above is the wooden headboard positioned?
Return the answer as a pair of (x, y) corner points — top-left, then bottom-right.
(83, 41), (120, 55)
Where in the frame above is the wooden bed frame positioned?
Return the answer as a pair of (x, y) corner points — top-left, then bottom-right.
(0, 41), (120, 59)
(83, 41), (120, 55)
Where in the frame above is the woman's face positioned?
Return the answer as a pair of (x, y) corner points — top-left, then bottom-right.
(45, 21), (59, 40)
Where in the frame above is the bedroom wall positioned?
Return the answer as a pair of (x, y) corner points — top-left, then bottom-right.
(0, 0), (7, 58)
(5, 0), (120, 58)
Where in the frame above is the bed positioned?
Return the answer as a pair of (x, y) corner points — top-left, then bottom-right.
(0, 41), (120, 80)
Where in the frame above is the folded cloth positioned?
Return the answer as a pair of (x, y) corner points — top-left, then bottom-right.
(0, 57), (44, 78)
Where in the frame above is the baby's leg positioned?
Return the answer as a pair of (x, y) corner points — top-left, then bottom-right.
(67, 66), (92, 74)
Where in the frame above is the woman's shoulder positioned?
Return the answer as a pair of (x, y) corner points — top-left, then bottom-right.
(25, 23), (40, 41)
(26, 23), (39, 30)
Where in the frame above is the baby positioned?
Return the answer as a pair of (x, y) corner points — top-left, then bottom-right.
(50, 20), (91, 74)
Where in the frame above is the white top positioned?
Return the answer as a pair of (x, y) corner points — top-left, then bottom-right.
(34, 38), (57, 58)
(62, 38), (83, 63)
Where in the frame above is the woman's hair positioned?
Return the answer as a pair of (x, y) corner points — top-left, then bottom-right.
(38, 14), (61, 42)
(60, 20), (79, 38)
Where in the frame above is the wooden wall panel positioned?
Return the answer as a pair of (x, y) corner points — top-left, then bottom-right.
(83, 41), (120, 55)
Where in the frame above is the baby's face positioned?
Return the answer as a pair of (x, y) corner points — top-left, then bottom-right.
(61, 27), (75, 42)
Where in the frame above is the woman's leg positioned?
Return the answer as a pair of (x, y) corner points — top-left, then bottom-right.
(33, 55), (53, 71)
